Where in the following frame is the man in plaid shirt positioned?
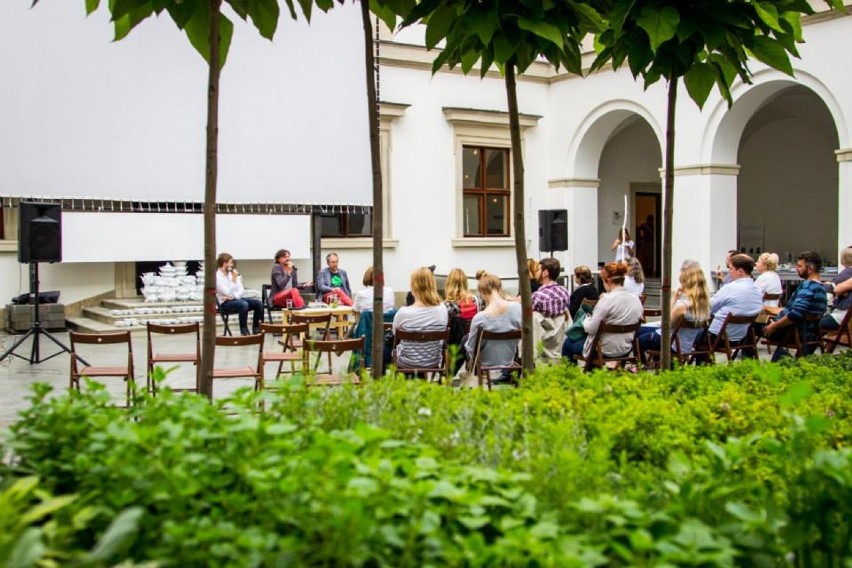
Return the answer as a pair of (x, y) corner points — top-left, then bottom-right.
(531, 258), (571, 361)
(763, 251), (827, 361)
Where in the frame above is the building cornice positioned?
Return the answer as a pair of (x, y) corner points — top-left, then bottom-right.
(379, 102), (410, 120)
(548, 178), (600, 188)
(443, 107), (541, 129)
(835, 148), (852, 162)
(667, 164), (741, 177)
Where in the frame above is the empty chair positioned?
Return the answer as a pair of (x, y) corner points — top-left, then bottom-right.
(574, 322), (642, 372)
(290, 312), (332, 368)
(259, 322), (309, 389)
(467, 328), (522, 390)
(392, 328), (450, 383)
(146, 322), (201, 395)
(70, 331), (135, 407)
(261, 283), (283, 325)
(211, 334), (264, 392)
(302, 337), (365, 386)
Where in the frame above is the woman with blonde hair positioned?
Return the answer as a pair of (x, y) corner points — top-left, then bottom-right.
(755, 252), (783, 307)
(444, 268), (478, 319)
(638, 264), (710, 358)
(464, 273), (522, 369)
(392, 267), (449, 369)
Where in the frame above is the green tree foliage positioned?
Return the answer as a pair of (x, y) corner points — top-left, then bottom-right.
(591, 0), (845, 370)
(379, 0), (606, 371)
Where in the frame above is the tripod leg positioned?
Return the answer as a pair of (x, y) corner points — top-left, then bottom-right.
(38, 329), (89, 366)
(0, 328), (37, 363)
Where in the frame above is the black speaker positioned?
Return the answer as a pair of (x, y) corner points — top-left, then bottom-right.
(18, 202), (62, 263)
(538, 209), (567, 252)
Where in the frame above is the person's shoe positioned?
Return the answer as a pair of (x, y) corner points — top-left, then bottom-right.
(240, 328), (250, 336)
(252, 327), (260, 335)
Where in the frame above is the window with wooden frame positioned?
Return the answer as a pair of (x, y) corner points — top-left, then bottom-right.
(462, 146), (510, 237)
(319, 211), (371, 238)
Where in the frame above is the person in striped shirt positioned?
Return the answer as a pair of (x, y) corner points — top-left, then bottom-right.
(392, 267), (449, 370)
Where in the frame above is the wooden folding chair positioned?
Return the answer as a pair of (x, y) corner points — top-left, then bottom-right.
(468, 328), (522, 391)
(710, 313), (759, 362)
(763, 292), (782, 305)
(146, 322), (200, 395)
(290, 312), (332, 368)
(211, 334), (264, 391)
(391, 328), (450, 384)
(261, 284), (283, 324)
(644, 319), (714, 368)
(259, 322), (309, 389)
(215, 297), (233, 336)
(574, 322), (642, 372)
(302, 337), (365, 386)
(581, 298), (598, 311)
(70, 331), (135, 407)
(762, 313), (825, 359)
(823, 306), (852, 354)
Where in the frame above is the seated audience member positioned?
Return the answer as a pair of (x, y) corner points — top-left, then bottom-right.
(405, 264), (436, 306)
(822, 245), (852, 331)
(444, 268), (479, 350)
(269, 249), (305, 309)
(562, 262), (643, 360)
(216, 252), (264, 335)
(527, 259), (541, 293)
(531, 258), (571, 362)
(754, 252), (783, 307)
(353, 266), (395, 313)
(624, 257), (645, 297)
(715, 249), (739, 289)
(638, 264), (710, 361)
(700, 253), (763, 359)
(763, 251), (828, 361)
(393, 267), (449, 370)
(568, 265), (599, 319)
(316, 252), (353, 306)
(681, 259), (701, 270)
(464, 272), (522, 371)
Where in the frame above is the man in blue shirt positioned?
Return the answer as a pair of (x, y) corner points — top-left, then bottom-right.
(763, 251), (828, 361)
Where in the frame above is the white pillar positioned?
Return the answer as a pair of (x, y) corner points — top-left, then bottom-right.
(668, 164), (740, 276)
(547, 178), (599, 272)
(836, 149), (852, 262)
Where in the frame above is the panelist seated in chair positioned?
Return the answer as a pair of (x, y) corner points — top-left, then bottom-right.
(269, 248), (307, 310)
(821, 245), (852, 332)
(353, 266), (395, 314)
(638, 264), (710, 362)
(316, 252), (354, 307)
(216, 252), (264, 336)
(464, 273), (521, 367)
(392, 267), (448, 370)
(562, 262), (643, 361)
(763, 251), (828, 361)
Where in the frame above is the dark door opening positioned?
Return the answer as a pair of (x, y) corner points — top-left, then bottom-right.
(634, 193), (661, 278)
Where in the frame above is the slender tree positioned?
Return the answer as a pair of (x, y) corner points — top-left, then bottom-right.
(41, 0), (331, 396)
(592, 0), (844, 370)
(379, 0), (605, 372)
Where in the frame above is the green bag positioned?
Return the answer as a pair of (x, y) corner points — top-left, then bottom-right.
(566, 305), (591, 341)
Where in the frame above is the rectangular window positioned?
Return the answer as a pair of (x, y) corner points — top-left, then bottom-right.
(320, 211), (372, 238)
(462, 146), (509, 236)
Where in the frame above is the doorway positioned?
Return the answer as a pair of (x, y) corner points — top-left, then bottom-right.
(633, 189), (660, 277)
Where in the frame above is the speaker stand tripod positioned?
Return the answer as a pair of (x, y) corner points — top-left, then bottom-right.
(0, 263), (85, 365)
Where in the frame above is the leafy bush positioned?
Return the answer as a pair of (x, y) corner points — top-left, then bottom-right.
(1, 353), (851, 566)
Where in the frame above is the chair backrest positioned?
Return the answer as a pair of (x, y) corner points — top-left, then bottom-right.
(290, 312), (332, 339)
(581, 298), (598, 310)
(471, 328), (522, 368)
(215, 334), (264, 348)
(712, 313), (758, 357)
(392, 328), (450, 375)
(675, 318), (713, 363)
(584, 321), (641, 371)
(763, 292), (782, 303)
(260, 322), (310, 349)
(70, 331), (134, 376)
(304, 337), (366, 375)
(147, 321), (200, 337)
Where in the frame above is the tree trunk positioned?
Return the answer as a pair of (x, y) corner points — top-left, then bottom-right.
(199, 0), (221, 398)
(360, 0), (385, 379)
(504, 65), (534, 373)
(659, 76), (677, 371)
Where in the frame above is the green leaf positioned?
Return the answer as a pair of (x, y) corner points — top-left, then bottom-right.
(184, 4), (234, 68)
(6, 528), (46, 568)
(517, 17), (564, 49)
(19, 494), (77, 525)
(166, 0), (196, 29)
(112, 2), (154, 42)
(296, 0), (312, 21)
(424, 6), (455, 50)
(493, 34), (516, 64)
(467, 4), (498, 46)
(754, 2), (784, 33)
(636, 5), (679, 53)
(460, 48), (479, 75)
(371, 0), (398, 33)
(684, 61), (715, 109)
(247, 0), (280, 40)
(89, 507), (144, 562)
(781, 10), (804, 42)
(748, 35), (793, 75)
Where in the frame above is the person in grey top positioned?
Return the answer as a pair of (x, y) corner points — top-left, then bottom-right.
(465, 273), (522, 367)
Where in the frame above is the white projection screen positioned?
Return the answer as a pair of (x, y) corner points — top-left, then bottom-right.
(61, 213), (311, 263)
(0, 2), (370, 206)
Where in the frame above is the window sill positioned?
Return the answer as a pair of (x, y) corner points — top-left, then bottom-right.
(320, 237), (398, 250)
(0, 240), (18, 253)
(451, 237), (515, 248)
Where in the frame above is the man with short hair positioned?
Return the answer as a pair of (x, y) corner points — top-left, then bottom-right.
(716, 249), (740, 289)
(699, 253), (763, 360)
(316, 252), (353, 306)
(763, 251), (828, 361)
(531, 257), (571, 362)
(216, 252), (264, 335)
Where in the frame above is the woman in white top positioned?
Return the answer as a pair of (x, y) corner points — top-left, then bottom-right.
(392, 267), (449, 369)
(352, 266), (395, 313)
(754, 252), (783, 307)
(611, 228), (635, 262)
(623, 257), (645, 297)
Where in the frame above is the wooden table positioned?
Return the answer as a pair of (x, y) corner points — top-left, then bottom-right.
(281, 306), (354, 337)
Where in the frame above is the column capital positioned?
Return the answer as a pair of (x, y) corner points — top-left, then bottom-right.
(836, 148), (852, 162)
(662, 164), (741, 177)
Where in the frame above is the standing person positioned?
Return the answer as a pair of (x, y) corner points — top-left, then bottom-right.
(568, 265), (600, 319)
(464, 273), (522, 371)
(269, 249), (305, 309)
(216, 252), (264, 335)
(821, 246), (852, 331)
(562, 262), (644, 360)
(611, 228), (634, 262)
(763, 251), (828, 361)
(754, 252), (783, 307)
(393, 267), (449, 370)
(352, 266), (395, 314)
(531, 257), (571, 362)
(316, 252), (353, 307)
